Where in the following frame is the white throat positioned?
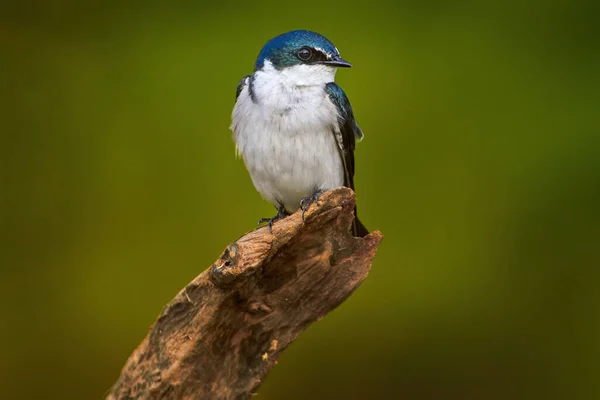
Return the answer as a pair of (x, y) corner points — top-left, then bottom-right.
(264, 60), (337, 86)
(251, 60), (337, 109)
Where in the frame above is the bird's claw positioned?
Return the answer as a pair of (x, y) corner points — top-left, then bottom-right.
(300, 190), (324, 221)
(257, 207), (287, 233)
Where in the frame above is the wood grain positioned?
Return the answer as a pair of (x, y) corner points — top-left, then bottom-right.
(108, 187), (383, 400)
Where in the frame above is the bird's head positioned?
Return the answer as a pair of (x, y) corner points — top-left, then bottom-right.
(254, 30), (351, 85)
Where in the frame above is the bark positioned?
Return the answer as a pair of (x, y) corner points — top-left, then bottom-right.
(108, 187), (383, 400)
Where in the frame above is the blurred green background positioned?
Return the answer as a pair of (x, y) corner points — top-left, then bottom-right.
(2, 0), (599, 399)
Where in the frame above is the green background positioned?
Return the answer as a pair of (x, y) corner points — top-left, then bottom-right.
(2, 1), (599, 399)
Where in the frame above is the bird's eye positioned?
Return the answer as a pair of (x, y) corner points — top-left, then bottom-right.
(297, 47), (313, 61)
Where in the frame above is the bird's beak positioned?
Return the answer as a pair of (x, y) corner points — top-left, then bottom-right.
(317, 55), (352, 68)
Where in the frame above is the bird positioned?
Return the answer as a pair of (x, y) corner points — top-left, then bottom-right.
(230, 30), (368, 237)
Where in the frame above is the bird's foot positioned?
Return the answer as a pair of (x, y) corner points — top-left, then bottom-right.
(257, 206), (288, 233)
(300, 190), (325, 221)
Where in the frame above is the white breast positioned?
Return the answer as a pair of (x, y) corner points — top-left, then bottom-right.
(230, 61), (344, 213)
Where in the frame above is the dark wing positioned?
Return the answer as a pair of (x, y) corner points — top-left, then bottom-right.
(325, 82), (364, 190)
(325, 82), (368, 237)
(236, 74), (257, 103)
(235, 75), (249, 100)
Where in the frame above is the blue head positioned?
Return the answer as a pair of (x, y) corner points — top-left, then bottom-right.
(255, 30), (351, 71)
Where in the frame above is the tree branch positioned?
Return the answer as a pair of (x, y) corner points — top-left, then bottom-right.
(108, 187), (383, 400)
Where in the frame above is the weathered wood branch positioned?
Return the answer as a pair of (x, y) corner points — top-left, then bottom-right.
(108, 187), (383, 400)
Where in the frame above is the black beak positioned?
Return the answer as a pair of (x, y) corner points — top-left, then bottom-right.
(317, 55), (352, 68)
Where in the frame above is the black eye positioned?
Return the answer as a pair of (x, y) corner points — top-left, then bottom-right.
(297, 47), (312, 61)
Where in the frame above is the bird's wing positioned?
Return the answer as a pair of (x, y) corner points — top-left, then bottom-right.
(325, 82), (364, 190)
(325, 83), (368, 237)
(235, 75), (250, 100)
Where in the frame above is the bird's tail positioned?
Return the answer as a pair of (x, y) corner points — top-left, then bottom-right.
(352, 206), (369, 237)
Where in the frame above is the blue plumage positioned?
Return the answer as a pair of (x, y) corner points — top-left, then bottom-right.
(255, 30), (340, 70)
(325, 82), (364, 141)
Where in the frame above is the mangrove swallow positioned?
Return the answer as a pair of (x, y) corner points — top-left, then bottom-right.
(230, 30), (368, 236)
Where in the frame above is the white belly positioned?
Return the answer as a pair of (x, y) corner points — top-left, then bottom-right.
(231, 82), (344, 213)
